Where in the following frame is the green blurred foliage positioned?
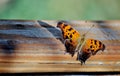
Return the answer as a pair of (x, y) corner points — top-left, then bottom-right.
(0, 0), (120, 20)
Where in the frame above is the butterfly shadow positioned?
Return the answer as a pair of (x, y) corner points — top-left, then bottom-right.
(37, 20), (65, 44)
(0, 39), (18, 72)
(0, 40), (17, 54)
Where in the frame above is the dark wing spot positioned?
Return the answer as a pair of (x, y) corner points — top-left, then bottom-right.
(99, 41), (102, 48)
(63, 24), (67, 28)
(94, 40), (97, 45)
(91, 50), (94, 52)
(65, 36), (69, 39)
(70, 34), (72, 38)
(68, 27), (73, 31)
(91, 40), (93, 44)
(87, 49), (90, 52)
(91, 50), (96, 55)
(73, 32), (75, 34)
(73, 31), (76, 34)
(90, 45), (92, 48)
(70, 39), (72, 43)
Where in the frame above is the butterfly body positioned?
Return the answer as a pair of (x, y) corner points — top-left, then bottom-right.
(57, 22), (105, 65)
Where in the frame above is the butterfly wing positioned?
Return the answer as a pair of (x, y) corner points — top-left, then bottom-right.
(57, 22), (105, 65)
(57, 22), (80, 56)
(77, 39), (105, 65)
(64, 39), (76, 57)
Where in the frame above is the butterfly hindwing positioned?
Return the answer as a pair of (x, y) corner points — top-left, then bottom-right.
(64, 39), (76, 57)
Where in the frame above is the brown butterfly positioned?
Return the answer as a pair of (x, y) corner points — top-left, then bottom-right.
(57, 22), (105, 65)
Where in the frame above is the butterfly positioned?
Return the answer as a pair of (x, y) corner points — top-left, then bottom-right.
(57, 21), (105, 65)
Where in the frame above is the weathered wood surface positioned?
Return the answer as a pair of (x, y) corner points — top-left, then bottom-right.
(0, 20), (120, 73)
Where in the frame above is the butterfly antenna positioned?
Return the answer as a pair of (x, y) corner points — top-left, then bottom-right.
(83, 25), (95, 36)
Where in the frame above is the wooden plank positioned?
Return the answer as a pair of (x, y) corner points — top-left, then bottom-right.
(0, 20), (120, 73)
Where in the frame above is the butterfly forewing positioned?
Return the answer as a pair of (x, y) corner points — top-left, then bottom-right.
(57, 22), (80, 56)
(77, 39), (105, 64)
(57, 22), (80, 41)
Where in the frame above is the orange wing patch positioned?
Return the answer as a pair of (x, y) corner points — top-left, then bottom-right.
(83, 39), (105, 54)
(57, 22), (80, 41)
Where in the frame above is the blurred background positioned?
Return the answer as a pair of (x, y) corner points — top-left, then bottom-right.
(0, 0), (120, 20)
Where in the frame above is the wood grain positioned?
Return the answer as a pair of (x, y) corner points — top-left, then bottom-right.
(0, 20), (120, 73)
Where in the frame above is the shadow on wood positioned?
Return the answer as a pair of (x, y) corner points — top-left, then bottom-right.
(0, 40), (17, 54)
(37, 20), (64, 43)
